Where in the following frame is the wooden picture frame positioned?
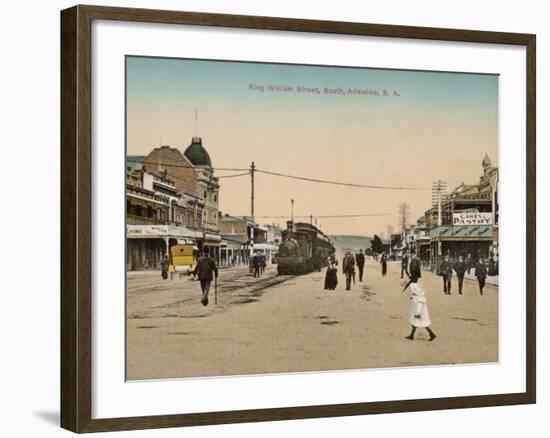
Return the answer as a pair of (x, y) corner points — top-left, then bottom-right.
(61, 4), (536, 433)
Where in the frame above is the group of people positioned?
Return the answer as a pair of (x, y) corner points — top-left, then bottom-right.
(160, 254), (180, 280)
(438, 253), (495, 296)
(160, 248), (219, 307)
(323, 248), (435, 342)
(163, 244), (497, 342)
(161, 249), (271, 307)
(324, 249), (368, 291)
(251, 253), (267, 278)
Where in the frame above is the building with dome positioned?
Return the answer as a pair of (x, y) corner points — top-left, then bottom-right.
(183, 137), (220, 235)
(126, 137), (221, 269)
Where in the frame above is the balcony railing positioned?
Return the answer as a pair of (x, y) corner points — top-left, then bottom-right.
(127, 214), (166, 225)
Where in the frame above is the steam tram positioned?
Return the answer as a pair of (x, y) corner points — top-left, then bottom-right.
(277, 221), (335, 275)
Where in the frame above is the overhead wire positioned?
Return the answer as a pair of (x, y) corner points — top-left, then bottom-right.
(251, 213), (391, 219)
(255, 168), (429, 191)
(126, 158), (429, 190)
(126, 157), (248, 172)
(217, 172), (250, 179)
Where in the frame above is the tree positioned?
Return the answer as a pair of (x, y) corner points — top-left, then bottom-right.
(371, 235), (384, 254)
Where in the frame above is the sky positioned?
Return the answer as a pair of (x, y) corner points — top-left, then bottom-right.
(126, 56), (498, 236)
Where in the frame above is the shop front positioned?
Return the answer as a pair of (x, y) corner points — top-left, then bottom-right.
(126, 224), (202, 270)
(429, 225), (494, 270)
(197, 232), (222, 263)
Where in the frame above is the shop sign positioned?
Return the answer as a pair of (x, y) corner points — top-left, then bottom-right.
(453, 212), (492, 226)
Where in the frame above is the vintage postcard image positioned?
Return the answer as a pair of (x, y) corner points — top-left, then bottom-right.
(125, 56), (499, 380)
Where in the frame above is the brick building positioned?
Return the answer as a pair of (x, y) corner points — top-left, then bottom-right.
(425, 154), (499, 269)
(126, 137), (222, 270)
(143, 146), (197, 194)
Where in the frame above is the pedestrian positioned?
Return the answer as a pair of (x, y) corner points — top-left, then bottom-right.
(355, 249), (366, 282)
(192, 247), (219, 306)
(343, 251), (355, 290)
(252, 253), (261, 278)
(475, 256), (488, 295)
(260, 254), (267, 274)
(401, 253), (409, 279)
(380, 252), (387, 276)
(439, 254), (453, 294)
(403, 277), (437, 342)
(488, 252), (499, 276)
(168, 262), (175, 280)
(454, 254), (467, 294)
(466, 252), (472, 275)
(324, 254), (338, 290)
(409, 249), (422, 282)
(160, 254), (169, 280)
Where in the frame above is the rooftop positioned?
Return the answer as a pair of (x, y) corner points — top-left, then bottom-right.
(184, 137), (212, 167)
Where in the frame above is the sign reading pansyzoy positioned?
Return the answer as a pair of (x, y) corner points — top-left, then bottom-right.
(453, 212), (493, 226)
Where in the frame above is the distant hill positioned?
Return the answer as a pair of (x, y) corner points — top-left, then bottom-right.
(329, 235), (372, 257)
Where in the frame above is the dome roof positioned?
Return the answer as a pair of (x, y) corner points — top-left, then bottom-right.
(184, 137), (212, 167)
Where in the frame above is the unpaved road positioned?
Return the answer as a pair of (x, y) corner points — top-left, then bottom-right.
(127, 260), (498, 380)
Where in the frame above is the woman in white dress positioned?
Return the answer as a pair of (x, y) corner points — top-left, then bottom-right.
(403, 278), (437, 341)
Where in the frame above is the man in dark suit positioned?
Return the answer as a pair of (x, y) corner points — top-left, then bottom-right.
(475, 256), (488, 295)
(252, 253), (261, 278)
(343, 251), (355, 290)
(401, 253), (409, 279)
(193, 247), (219, 306)
(454, 254), (467, 294)
(409, 249), (422, 282)
(160, 254), (169, 280)
(439, 254), (453, 294)
(260, 254), (267, 274)
(466, 253), (473, 275)
(355, 249), (366, 282)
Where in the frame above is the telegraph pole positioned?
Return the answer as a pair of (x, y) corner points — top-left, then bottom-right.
(398, 202), (410, 232)
(291, 199), (294, 225)
(398, 202), (410, 256)
(432, 180), (447, 258)
(432, 180), (447, 227)
(249, 162), (255, 261)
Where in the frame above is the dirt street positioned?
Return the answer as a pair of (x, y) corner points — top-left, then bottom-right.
(126, 260), (498, 380)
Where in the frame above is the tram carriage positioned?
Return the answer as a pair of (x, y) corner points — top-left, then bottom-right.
(169, 244), (199, 277)
(276, 221), (335, 275)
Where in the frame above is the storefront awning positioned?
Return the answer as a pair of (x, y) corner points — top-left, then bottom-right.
(252, 243), (279, 251)
(429, 225), (493, 240)
(127, 224), (202, 239)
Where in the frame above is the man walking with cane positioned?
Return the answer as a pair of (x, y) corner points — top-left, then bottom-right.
(193, 247), (219, 307)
